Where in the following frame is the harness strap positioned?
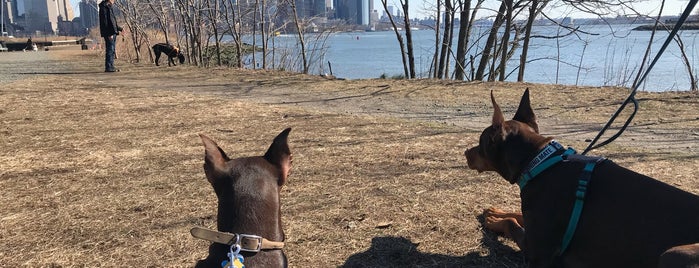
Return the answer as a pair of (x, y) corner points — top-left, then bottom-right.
(560, 161), (593, 253)
(190, 226), (284, 252)
(518, 147), (576, 189)
(558, 155), (606, 254)
(517, 142), (607, 256)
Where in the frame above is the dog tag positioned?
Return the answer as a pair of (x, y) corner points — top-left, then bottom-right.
(232, 256), (245, 268)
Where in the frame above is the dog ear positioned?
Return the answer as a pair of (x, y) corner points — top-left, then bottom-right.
(491, 91), (505, 132)
(512, 88), (539, 133)
(264, 128), (293, 187)
(199, 134), (231, 185)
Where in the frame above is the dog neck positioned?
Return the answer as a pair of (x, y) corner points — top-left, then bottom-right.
(522, 140), (565, 174)
(517, 140), (577, 189)
(198, 200), (284, 267)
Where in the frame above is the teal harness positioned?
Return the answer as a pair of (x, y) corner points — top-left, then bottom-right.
(517, 140), (606, 255)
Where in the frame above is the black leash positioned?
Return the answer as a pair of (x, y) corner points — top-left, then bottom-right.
(582, 0), (699, 155)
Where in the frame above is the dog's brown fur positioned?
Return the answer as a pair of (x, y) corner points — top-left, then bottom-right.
(195, 128), (292, 268)
(465, 89), (699, 267)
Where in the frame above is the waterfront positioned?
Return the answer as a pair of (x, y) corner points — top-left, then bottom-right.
(2, 49), (699, 267)
(267, 24), (699, 91)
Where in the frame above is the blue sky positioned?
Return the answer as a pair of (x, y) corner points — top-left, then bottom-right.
(69, 0), (692, 20)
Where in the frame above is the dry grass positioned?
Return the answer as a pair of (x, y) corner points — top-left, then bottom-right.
(1, 48), (698, 267)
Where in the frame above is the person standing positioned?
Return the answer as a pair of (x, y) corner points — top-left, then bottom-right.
(99, 0), (122, 72)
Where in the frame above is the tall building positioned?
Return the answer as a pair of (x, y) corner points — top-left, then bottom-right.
(333, 0), (370, 25)
(1, 0), (11, 34)
(295, 0), (326, 19)
(23, 0), (74, 34)
(276, 0), (326, 30)
(57, 0), (74, 21)
(79, 0), (98, 30)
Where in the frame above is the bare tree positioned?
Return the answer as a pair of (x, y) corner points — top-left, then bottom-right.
(437, 0), (455, 79)
(204, 0), (222, 66)
(146, 0), (172, 44)
(286, 0), (309, 73)
(474, 1), (506, 81)
(454, 0), (483, 80)
(117, 0), (153, 63)
(432, 0), (441, 78)
(674, 35), (697, 90)
(517, 0), (548, 81)
(220, 0), (244, 68)
(173, 0), (205, 66)
(401, 0), (416, 78)
(381, 0), (409, 78)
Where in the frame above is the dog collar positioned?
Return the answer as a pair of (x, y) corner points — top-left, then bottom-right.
(517, 141), (575, 189)
(190, 226), (284, 252)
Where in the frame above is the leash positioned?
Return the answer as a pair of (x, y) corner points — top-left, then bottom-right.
(518, 142), (606, 255)
(581, 0), (699, 155)
(190, 226), (284, 268)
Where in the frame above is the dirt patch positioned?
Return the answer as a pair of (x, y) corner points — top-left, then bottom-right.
(1, 49), (698, 267)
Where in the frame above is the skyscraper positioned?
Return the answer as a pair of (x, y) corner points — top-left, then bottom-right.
(23, 0), (74, 34)
(333, 0), (371, 25)
(295, 0), (326, 18)
(79, 0), (98, 30)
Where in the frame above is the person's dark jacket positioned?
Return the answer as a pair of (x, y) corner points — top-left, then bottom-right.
(99, 0), (122, 37)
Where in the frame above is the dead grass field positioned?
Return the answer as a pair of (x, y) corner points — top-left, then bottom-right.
(1, 49), (698, 267)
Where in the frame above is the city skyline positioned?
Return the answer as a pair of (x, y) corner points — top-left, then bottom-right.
(60, 0), (694, 20)
(5, 0), (688, 30)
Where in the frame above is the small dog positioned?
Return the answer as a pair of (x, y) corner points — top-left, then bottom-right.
(152, 43), (185, 66)
(465, 89), (699, 267)
(194, 128), (292, 268)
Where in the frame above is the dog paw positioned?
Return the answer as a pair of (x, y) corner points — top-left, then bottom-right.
(485, 216), (518, 238)
(483, 207), (508, 218)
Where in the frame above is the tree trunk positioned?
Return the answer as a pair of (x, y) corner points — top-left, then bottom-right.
(498, 0), (512, 81)
(288, 0), (308, 73)
(261, 0), (268, 69)
(432, 0), (441, 78)
(381, 0), (409, 78)
(455, 0), (482, 80)
(402, 0), (416, 78)
(474, 1), (506, 80)
(205, 0), (221, 66)
(437, 0), (454, 79)
(454, 0), (469, 80)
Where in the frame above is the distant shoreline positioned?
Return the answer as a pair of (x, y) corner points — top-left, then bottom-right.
(632, 22), (699, 31)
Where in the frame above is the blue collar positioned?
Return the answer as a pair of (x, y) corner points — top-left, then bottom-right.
(518, 140), (575, 189)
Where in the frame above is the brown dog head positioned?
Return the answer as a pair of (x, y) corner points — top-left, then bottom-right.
(465, 89), (552, 183)
(196, 128), (292, 267)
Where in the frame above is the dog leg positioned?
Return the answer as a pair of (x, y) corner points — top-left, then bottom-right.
(154, 52), (160, 66)
(484, 207), (524, 226)
(484, 208), (525, 249)
(658, 243), (699, 268)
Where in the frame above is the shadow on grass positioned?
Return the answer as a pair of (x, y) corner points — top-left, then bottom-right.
(15, 71), (106, 75)
(341, 215), (525, 268)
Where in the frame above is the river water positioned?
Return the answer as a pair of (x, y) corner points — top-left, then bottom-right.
(261, 24), (699, 91)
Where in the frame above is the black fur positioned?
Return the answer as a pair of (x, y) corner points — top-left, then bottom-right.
(153, 43), (185, 66)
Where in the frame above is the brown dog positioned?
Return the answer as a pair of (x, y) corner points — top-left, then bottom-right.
(465, 89), (699, 267)
(194, 128), (292, 267)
